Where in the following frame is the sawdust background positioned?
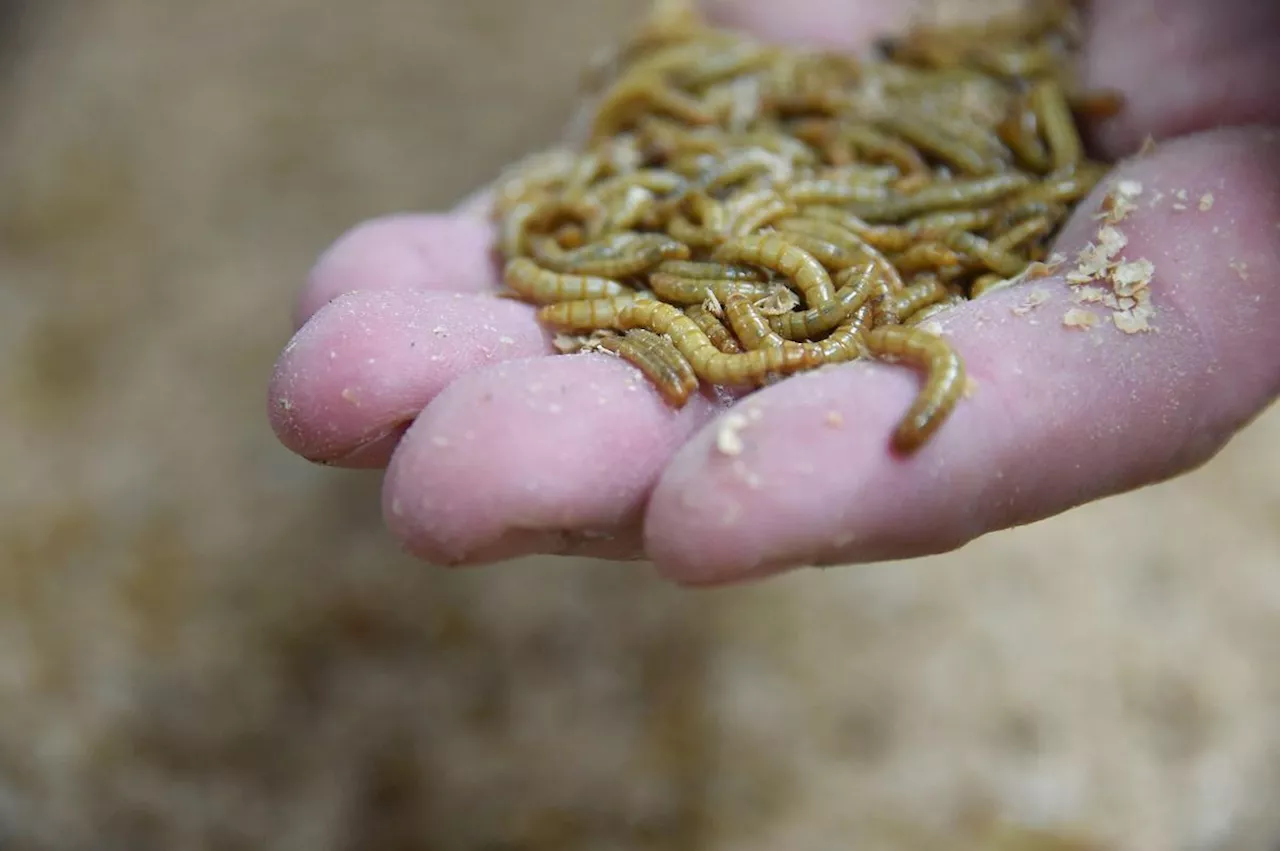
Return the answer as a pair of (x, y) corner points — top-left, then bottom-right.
(0, 1), (1278, 850)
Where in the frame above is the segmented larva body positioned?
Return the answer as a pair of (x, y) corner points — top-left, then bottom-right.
(723, 292), (789, 350)
(648, 273), (773, 305)
(655, 260), (766, 281)
(872, 276), (950, 326)
(685, 304), (743, 353)
(768, 265), (888, 341)
(863, 325), (966, 452)
(504, 258), (630, 304)
(596, 329), (699, 405)
(712, 234), (836, 307)
(617, 300), (825, 387)
(537, 294), (653, 331)
(530, 232), (690, 278)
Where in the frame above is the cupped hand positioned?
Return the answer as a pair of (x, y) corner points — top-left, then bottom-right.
(268, 0), (1280, 585)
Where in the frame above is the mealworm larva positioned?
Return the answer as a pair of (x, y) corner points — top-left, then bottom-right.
(863, 325), (966, 453)
(841, 124), (930, 175)
(491, 148), (579, 216)
(649, 272), (773, 305)
(722, 131), (820, 165)
(724, 292), (788, 350)
(618, 300), (825, 385)
(561, 152), (610, 199)
(997, 95), (1051, 173)
(876, 112), (1005, 175)
(732, 194), (798, 236)
(816, 319), (867, 362)
(537, 293), (651, 331)
(590, 73), (715, 141)
(596, 186), (657, 235)
(672, 43), (779, 89)
(889, 241), (962, 274)
(662, 190), (729, 247)
(794, 205), (915, 253)
(1029, 79), (1083, 171)
(712, 233), (836, 307)
(784, 178), (893, 206)
(500, 196), (608, 259)
(968, 273), (1008, 299)
(530, 232), (690, 278)
(595, 329), (699, 406)
(687, 191), (728, 230)
(766, 228), (859, 271)
(767, 264), (888, 340)
(774, 216), (876, 255)
(723, 188), (794, 235)
(587, 168), (687, 201)
(655, 260), (765, 281)
(667, 215), (726, 250)
(872, 275), (950, 325)
(851, 172), (1034, 222)
(1015, 162), (1106, 205)
(991, 213), (1053, 255)
(775, 218), (908, 294)
(904, 295), (964, 326)
(903, 208), (1000, 239)
(701, 149), (793, 192)
(504, 258), (632, 304)
(944, 231), (1026, 278)
(499, 199), (544, 259)
(685, 304), (742, 353)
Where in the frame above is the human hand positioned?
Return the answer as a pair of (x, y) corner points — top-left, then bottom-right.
(268, 0), (1280, 586)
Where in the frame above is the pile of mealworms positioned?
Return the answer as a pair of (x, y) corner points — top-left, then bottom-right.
(489, 0), (1120, 453)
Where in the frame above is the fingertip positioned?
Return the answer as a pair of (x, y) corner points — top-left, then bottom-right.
(268, 289), (552, 466)
(296, 213), (501, 327)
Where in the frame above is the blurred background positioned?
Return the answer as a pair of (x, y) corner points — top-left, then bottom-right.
(1, 1), (1278, 849)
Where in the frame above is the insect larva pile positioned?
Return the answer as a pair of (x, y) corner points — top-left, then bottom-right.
(489, 0), (1120, 453)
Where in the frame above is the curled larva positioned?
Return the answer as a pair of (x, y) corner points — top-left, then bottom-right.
(685, 303), (742, 353)
(617, 300), (826, 386)
(712, 233), (836, 308)
(768, 264), (888, 341)
(723, 292), (789, 350)
(595, 329), (699, 405)
(863, 325), (966, 453)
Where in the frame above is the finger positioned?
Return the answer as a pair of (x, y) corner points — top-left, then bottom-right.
(1080, 0), (1280, 157)
(644, 125), (1280, 585)
(700, 0), (917, 49)
(268, 289), (554, 468)
(295, 212), (502, 328)
(381, 354), (730, 566)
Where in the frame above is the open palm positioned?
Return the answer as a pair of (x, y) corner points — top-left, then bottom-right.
(269, 0), (1280, 585)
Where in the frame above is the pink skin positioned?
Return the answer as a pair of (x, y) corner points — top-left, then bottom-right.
(267, 0), (1280, 585)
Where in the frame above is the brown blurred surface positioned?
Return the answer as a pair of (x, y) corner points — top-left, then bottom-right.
(0, 2), (1277, 850)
